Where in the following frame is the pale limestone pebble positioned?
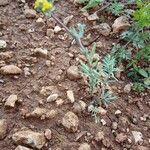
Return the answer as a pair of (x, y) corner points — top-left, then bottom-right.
(112, 16), (130, 33)
(54, 26), (62, 33)
(40, 86), (58, 96)
(115, 110), (122, 115)
(95, 131), (105, 142)
(4, 94), (18, 108)
(25, 107), (57, 120)
(15, 145), (33, 150)
(67, 65), (80, 80)
(62, 111), (79, 132)
(0, 0), (9, 6)
(24, 9), (37, 18)
(33, 48), (48, 58)
(98, 107), (107, 115)
(46, 28), (54, 38)
(132, 131), (143, 143)
(24, 67), (31, 77)
(73, 100), (86, 113)
(78, 143), (91, 150)
(56, 99), (64, 106)
(100, 119), (106, 126)
(0, 65), (22, 75)
(115, 133), (127, 143)
(44, 129), (52, 140)
(0, 40), (7, 49)
(87, 13), (99, 21)
(12, 130), (46, 149)
(47, 94), (58, 102)
(124, 83), (132, 93)
(0, 51), (13, 60)
(63, 15), (73, 25)
(36, 17), (45, 26)
(0, 119), (7, 139)
(67, 90), (75, 103)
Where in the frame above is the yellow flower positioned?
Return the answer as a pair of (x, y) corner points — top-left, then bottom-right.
(34, 0), (53, 13)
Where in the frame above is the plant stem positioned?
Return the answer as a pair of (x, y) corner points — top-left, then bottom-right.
(51, 13), (85, 50)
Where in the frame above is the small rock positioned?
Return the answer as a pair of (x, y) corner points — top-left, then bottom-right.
(36, 18), (45, 26)
(96, 23), (111, 36)
(124, 84), (132, 93)
(0, 119), (7, 139)
(34, 48), (48, 58)
(54, 26), (61, 33)
(95, 131), (104, 142)
(112, 122), (118, 130)
(62, 111), (79, 132)
(78, 143), (91, 150)
(73, 100), (86, 113)
(132, 131), (143, 143)
(87, 13), (99, 21)
(67, 66), (80, 80)
(47, 94), (58, 102)
(100, 119), (106, 126)
(67, 90), (75, 103)
(46, 29), (54, 38)
(0, 0), (9, 6)
(116, 133), (127, 143)
(98, 107), (107, 115)
(24, 9), (37, 18)
(0, 65), (22, 75)
(46, 18), (56, 28)
(0, 51), (13, 60)
(115, 110), (122, 115)
(5, 94), (18, 108)
(15, 145), (32, 150)
(56, 99), (64, 106)
(45, 129), (52, 140)
(0, 40), (7, 49)
(12, 130), (46, 149)
(112, 16), (130, 33)
(63, 15), (73, 25)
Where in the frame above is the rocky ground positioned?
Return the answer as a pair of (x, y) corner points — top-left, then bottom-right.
(0, 0), (150, 150)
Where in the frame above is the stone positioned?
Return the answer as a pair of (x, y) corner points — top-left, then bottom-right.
(47, 94), (58, 102)
(78, 143), (91, 150)
(12, 130), (46, 149)
(98, 107), (107, 115)
(45, 129), (52, 140)
(124, 83), (132, 93)
(62, 111), (79, 132)
(0, 0), (9, 6)
(34, 48), (48, 58)
(0, 119), (7, 139)
(56, 99), (64, 106)
(0, 51), (13, 60)
(54, 26), (61, 33)
(46, 18), (56, 28)
(112, 122), (118, 130)
(132, 131), (143, 143)
(0, 40), (7, 49)
(63, 15), (73, 25)
(5, 94), (18, 108)
(97, 23), (111, 36)
(95, 131), (104, 142)
(24, 9), (37, 18)
(67, 66), (80, 80)
(112, 16), (130, 33)
(36, 18), (45, 26)
(46, 29), (54, 38)
(15, 145), (32, 150)
(74, 0), (87, 4)
(0, 65), (22, 75)
(115, 133), (127, 143)
(67, 90), (75, 103)
(73, 100), (86, 113)
(100, 119), (106, 126)
(115, 110), (122, 115)
(87, 13), (99, 21)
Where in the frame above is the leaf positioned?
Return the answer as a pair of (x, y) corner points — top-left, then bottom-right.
(138, 69), (149, 78)
(144, 77), (150, 86)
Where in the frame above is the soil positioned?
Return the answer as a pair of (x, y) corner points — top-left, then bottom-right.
(0, 1), (149, 150)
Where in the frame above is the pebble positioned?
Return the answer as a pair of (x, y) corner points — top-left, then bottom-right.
(132, 131), (143, 143)
(115, 110), (122, 115)
(115, 133), (127, 143)
(63, 15), (73, 25)
(47, 94), (58, 102)
(96, 23), (111, 36)
(73, 100), (86, 113)
(62, 111), (79, 132)
(54, 26), (61, 33)
(56, 99), (64, 106)
(5, 94), (18, 108)
(0, 40), (7, 49)
(95, 131), (104, 142)
(24, 9), (37, 18)
(112, 122), (118, 130)
(12, 130), (46, 149)
(33, 48), (48, 58)
(67, 66), (80, 80)
(44, 129), (52, 140)
(78, 143), (91, 150)
(36, 17), (45, 26)
(46, 29), (54, 38)
(67, 90), (75, 103)
(100, 119), (106, 126)
(15, 145), (32, 150)
(0, 119), (7, 139)
(124, 84), (132, 93)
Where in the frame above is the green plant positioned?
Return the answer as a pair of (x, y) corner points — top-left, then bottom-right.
(80, 0), (104, 11)
(107, 0), (124, 16)
(132, 82), (145, 92)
